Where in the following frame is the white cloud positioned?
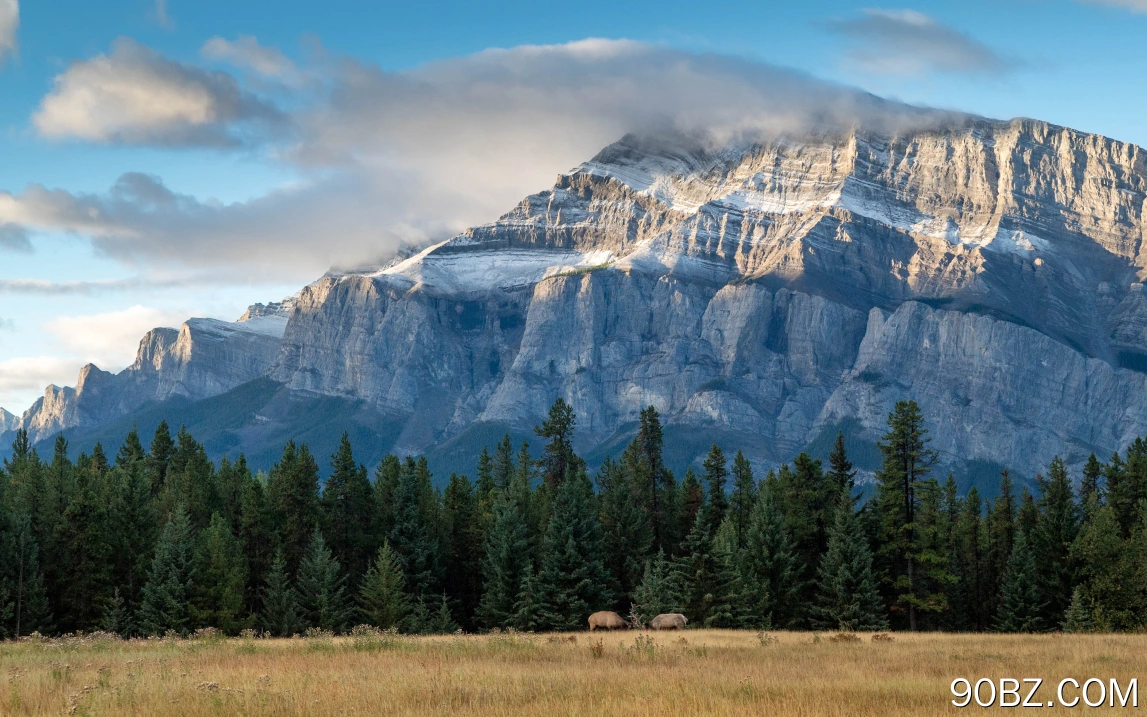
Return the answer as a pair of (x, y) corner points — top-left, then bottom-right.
(0, 222), (30, 252)
(0, 0), (17, 66)
(823, 9), (1014, 77)
(43, 305), (188, 371)
(34, 38), (284, 146)
(154, 0), (173, 28)
(202, 35), (300, 83)
(0, 356), (82, 413)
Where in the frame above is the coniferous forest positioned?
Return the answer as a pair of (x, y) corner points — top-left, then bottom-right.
(0, 397), (1141, 639)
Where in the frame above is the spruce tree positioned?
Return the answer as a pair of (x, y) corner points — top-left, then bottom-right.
(1079, 453), (1104, 514)
(511, 563), (543, 632)
(259, 549), (300, 637)
(1070, 498), (1126, 631)
(478, 490), (531, 628)
(320, 433), (376, 585)
(442, 473), (482, 627)
(1061, 586), (1093, 633)
(535, 397), (580, 489)
(358, 542), (409, 630)
(597, 455), (652, 604)
(671, 510), (743, 628)
(237, 475), (274, 616)
(373, 454), (401, 538)
(811, 490), (887, 631)
(679, 467), (704, 534)
(138, 507), (195, 636)
(145, 421), (175, 495)
(430, 592), (459, 634)
(739, 485), (802, 628)
(389, 458), (439, 600)
(100, 588), (132, 637)
(535, 469), (612, 630)
(265, 441), (321, 574)
(4, 506), (51, 637)
(994, 532), (1045, 632)
(632, 551), (679, 623)
(701, 444), (729, 534)
(191, 513), (248, 633)
(871, 400), (937, 631)
(296, 529), (353, 633)
(1032, 457), (1078, 623)
(728, 451), (756, 551)
(828, 432), (857, 498)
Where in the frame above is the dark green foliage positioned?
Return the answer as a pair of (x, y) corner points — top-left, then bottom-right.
(1061, 586), (1093, 633)
(478, 489), (531, 629)
(828, 432), (857, 498)
(145, 421), (175, 495)
(442, 473), (482, 627)
(320, 433), (376, 585)
(511, 563), (543, 632)
(139, 507), (195, 636)
(1, 506), (51, 637)
(994, 532), (1045, 633)
(737, 485), (801, 628)
(597, 455), (652, 606)
(1032, 457), (1078, 623)
(191, 513), (248, 633)
(811, 490), (888, 631)
(100, 588), (132, 637)
(373, 454), (401, 539)
(535, 397), (580, 489)
(358, 542), (408, 630)
(265, 441), (321, 574)
(296, 529), (353, 633)
(670, 510), (744, 628)
(701, 444), (729, 535)
(632, 551), (679, 623)
(728, 451), (756, 551)
(535, 469), (612, 630)
(389, 458), (440, 599)
(259, 549), (300, 637)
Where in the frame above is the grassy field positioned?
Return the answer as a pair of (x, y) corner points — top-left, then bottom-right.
(1, 628), (1144, 715)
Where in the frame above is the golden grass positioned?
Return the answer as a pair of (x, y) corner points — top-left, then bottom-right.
(1, 629), (1144, 715)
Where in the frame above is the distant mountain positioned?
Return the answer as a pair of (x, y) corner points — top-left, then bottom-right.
(7, 117), (1147, 490)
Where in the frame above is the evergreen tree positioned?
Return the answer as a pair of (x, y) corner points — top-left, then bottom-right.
(535, 469), (612, 630)
(145, 421), (175, 495)
(1079, 453), (1104, 513)
(949, 488), (987, 631)
(3, 506), (51, 637)
(265, 441), (321, 574)
(701, 445), (729, 534)
(535, 397), (580, 488)
(236, 475), (274, 616)
(138, 507), (195, 636)
(597, 455), (652, 605)
(478, 490), (531, 628)
(811, 490), (888, 631)
(1061, 586), (1093, 633)
(320, 433), (376, 585)
(633, 407), (676, 553)
(994, 532), (1045, 632)
(670, 510), (744, 628)
(430, 592), (459, 634)
(192, 513), (248, 633)
(828, 432), (857, 498)
(632, 551), (679, 623)
(871, 400), (937, 631)
(373, 454), (401, 539)
(100, 588), (132, 637)
(389, 458), (439, 599)
(106, 455), (157, 604)
(442, 473), (482, 627)
(493, 434), (515, 491)
(259, 549), (300, 637)
(1071, 498), (1128, 630)
(739, 485), (802, 628)
(511, 563), (543, 632)
(296, 529), (353, 633)
(986, 471), (1017, 620)
(1032, 457), (1078, 624)
(728, 451), (756, 551)
(358, 542), (409, 630)
(115, 428), (146, 471)
(58, 454), (113, 629)
(679, 467), (704, 535)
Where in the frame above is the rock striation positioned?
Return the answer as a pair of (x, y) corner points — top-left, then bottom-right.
(11, 116), (1147, 480)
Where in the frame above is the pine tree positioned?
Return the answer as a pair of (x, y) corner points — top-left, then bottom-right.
(478, 490), (532, 628)
(191, 513), (248, 633)
(728, 451), (756, 551)
(259, 549), (300, 637)
(430, 592), (459, 634)
(358, 542), (409, 630)
(373, 455), (401, 538)
(511, 563), (543, 632)
(811, 490), (887, 631)
(389, 458), (439, 600)
(535, 397), (580, 489)
(1079, 453), (1104, 513)
(679, 467), (704, 534)
(1061, 586), (1093, 633)
(1032, 456), (1078, 624)
(237, 475), (274, 616)
(3, 506), (51, 637)
(632, 551), (679, 623)
(535, 469), (612, 630)
(296, 529), (353, 633)
(58, 457), (113, 630)
(597, 455), (652, 605)
(145, 421), (175, 495)
(493, 434), (516, 491)
(265, 441), (321, 574)
(701, 445), (729, 534)
(138, 507), (195, 636)
(739, 486), (801, 628)
(320, 433), (376, 585)
(871, 400), (937, 631)
(100, 588), (132, 637)
(442, 473), (482, 628)
(828, 432), (857, 498)
(994, 532), (1045, 632)
(1070, 498), (1127, 631)
(671, 510), (744, 628)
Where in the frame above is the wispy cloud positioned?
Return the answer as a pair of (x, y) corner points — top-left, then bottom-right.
(1078, 0), (1147, 11)
(153, 0), (173, 28)
(202, 35), (302, 84)
(0, 356), (82, 408)
(44, 305), (188, 371)
(0, 0), (17, 67)
(823, 9), (1014, 77)
(34, 38), (285, 147)
(0, 222), (31, 252)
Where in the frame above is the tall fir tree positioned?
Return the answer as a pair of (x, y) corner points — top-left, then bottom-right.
(442, 473), (482, 628)
(728, 451), (757, 551)
(191, 513), (248, 633)
(477, 489), (532, 628)
(145, 421), (175, 495)
(811, 489), (888, 631)
(389, 458), (440, 600)
(597, 455), (652, 606)
(701, 444), (729, 535)
(265, 441), (321, 574)
(994, 532), (1046, 632)
(320, 433), (376, 586)
(259, 549), (300, 637)
(358, 541), (409, 630)
(632, 551), (679, 623)
(535, 397), (580, 489)
(738, 484), (802, 628)
(296, 529), (353, 633)
(1032, 456), (1078, 624)
(138, 507), (195, 636)
(828, 432), (857, 498)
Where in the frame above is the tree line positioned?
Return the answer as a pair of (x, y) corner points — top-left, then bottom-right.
(0, 397), (1141, 638)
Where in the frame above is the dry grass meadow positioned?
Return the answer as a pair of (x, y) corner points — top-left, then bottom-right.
(2, 628), (1145, 715)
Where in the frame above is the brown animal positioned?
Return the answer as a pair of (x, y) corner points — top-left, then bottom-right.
(649, 613), (688, 630)
(587, 611), (628, 631)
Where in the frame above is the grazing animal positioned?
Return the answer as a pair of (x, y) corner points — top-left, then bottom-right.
(587, 611), (628, 631)
(649, 613), (688, 631)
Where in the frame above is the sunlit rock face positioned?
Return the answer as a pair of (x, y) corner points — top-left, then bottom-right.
(13, 117), (1147, 478)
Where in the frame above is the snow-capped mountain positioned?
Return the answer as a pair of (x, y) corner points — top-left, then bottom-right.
(8, 116), (1147, 482)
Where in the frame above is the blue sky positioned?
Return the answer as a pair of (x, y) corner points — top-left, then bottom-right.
(1, 0), (1146, 415)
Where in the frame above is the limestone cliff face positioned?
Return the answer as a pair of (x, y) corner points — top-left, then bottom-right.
(11, 317), (286, 443)
(15, 117), (1147, 477)
(268, 117), (1147, 475)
